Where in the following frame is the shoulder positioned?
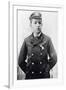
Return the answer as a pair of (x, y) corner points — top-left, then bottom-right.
(24, 34), (32, 43)
(42, 33), (51, 42)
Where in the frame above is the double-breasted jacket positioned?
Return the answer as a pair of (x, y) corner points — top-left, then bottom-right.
(18, 33), (57, 79)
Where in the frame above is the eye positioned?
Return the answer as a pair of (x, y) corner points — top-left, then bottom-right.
(38, 21), (42, 24)
(34, 21), (42, 24)
(35, 21), (37, 24)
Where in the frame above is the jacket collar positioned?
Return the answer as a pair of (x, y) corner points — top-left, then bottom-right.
(30, 32), (44, 46)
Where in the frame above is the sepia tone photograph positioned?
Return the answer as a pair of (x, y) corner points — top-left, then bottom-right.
(17, 9), (58, 80)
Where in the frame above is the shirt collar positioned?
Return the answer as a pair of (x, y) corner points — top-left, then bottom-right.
(32, 32), (42, 38)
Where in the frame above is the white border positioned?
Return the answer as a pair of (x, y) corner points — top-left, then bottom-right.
(9, 1), (64, 88)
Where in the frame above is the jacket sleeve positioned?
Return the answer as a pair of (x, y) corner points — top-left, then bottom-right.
(48, 38), (57, 69)
(18, 40), (27, 73)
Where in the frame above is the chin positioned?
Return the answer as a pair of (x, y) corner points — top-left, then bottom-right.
(36, 31), (41, 34)
(37, 29), (41, 32)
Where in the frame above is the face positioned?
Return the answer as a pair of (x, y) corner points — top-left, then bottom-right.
(30, 19), (42, 34)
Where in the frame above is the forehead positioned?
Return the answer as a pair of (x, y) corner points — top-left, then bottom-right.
(31, 19), (42, 22)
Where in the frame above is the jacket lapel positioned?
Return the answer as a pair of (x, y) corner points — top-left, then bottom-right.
(30, 33), (44, 46)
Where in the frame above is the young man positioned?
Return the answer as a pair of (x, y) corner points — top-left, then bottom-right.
(18, 12), (57, 79)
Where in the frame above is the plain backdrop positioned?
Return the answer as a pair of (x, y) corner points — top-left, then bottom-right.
(0, 0), (65, 90)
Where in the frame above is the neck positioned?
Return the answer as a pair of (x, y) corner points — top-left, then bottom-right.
(33, 32), (41, 37)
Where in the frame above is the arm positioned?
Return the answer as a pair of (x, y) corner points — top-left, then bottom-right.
(18, 40), (27, 73)
(48, 38), (57, 69)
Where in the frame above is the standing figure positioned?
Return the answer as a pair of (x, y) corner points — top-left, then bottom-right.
(18, 12), (57, 79)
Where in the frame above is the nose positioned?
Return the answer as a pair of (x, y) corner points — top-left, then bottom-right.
(36, 22), (40, 27)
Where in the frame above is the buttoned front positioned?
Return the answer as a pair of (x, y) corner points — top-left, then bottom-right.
(18, 33), (57, 79)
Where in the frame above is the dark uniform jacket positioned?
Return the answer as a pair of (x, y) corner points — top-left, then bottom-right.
(18, 33), (57, 79)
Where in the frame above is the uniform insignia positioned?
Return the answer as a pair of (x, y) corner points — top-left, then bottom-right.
(40, 44), (44, 50)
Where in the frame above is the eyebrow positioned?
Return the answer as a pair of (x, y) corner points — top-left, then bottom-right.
(34, 21), (42, 23)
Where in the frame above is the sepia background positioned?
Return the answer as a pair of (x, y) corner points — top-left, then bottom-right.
(17, 10), (58, 80)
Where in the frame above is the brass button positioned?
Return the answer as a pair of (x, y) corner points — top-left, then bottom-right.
(32, 62), (34, 65)
(32, 71), (34, 74)
(40, 61), (42, 64)
(39, 71), (42, 74)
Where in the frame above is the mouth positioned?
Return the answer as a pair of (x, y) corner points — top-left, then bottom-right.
(36, 28), (41, 33)
(37, 27), (41, 31)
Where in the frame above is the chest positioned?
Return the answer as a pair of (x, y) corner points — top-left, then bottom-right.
(26, 40), (48, 57)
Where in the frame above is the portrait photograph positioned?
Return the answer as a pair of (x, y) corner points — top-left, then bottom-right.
(17, 9), (58, 80)
(9, 2), (63, 88)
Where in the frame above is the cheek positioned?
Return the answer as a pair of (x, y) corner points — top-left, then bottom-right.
(40, 26), (42, 28)
(39, 23), (42, 26)
(32, 24), (36, 29)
